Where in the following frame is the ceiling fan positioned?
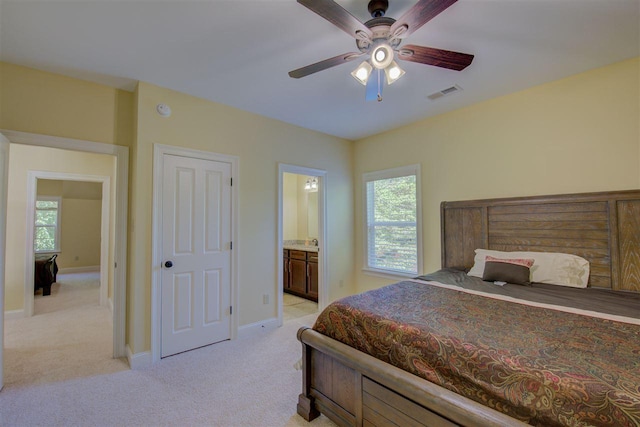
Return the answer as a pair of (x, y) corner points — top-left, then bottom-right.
(289, 0), (474, 101)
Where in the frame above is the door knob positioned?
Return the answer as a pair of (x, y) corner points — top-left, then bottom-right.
(164, 261), (173, 268)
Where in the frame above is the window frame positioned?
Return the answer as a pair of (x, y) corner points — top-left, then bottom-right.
(362, 164), (423, 278)
(34, 196), (62, 253)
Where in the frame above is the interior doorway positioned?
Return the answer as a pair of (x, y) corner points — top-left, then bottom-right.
(28, 175), (110, 315)
(277, 164), (327, 326)
(4, 166), (116, 387)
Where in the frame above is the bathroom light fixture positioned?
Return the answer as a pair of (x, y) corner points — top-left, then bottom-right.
(305, 177), (318, 192)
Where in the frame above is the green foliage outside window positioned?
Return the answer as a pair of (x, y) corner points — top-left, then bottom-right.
(35, 199), (59, 252)
(367, 174), (418, 275)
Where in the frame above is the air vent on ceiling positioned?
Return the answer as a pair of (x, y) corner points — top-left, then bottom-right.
(427, 84), (462, 101)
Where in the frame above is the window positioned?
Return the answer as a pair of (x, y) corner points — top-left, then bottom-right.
(34, 197), (61, 252)
(363, 165), (422, 276)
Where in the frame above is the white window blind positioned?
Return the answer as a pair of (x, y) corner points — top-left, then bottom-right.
(364, 165), (421, 276)
(35, 197), (61, 252)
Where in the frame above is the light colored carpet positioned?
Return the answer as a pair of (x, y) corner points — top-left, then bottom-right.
(1, 274), (336, 427)
(33, 272), (102, 314)
(4, 272), (129, 388)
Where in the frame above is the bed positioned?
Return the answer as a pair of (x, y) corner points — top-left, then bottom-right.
(296, 189), (640, 427)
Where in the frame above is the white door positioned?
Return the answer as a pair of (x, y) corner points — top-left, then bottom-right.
(161, 154), (232, 358)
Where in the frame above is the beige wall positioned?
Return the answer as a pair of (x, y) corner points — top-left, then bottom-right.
(0, 62), (133, 147)
(1, 62), (352, 356)
(59, 180), (103, 200)
(127, 82), (354, 353)
(58, 199), (102, 269)
(5, 144), (116, 311)
(353, 57), (640, 292)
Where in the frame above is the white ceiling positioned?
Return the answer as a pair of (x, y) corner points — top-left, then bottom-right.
(1, 0), (638, 141)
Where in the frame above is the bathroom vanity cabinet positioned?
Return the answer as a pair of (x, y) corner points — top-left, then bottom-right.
(284, 249), (318, 302)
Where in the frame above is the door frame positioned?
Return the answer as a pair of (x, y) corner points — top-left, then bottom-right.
(151, 144), (239, 363)
(277, 163), (328, 325)
(0, 129), (128, 359)
(25, 171), (111, 314)
(0, 133), (10, 390)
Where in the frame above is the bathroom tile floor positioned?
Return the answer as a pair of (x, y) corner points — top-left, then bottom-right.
(283, 293), (318, 322)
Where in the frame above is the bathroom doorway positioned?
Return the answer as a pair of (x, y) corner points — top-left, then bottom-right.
(277, 164), (326, 325)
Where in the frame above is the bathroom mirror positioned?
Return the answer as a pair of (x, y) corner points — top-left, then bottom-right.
(307, 191), (318, 239)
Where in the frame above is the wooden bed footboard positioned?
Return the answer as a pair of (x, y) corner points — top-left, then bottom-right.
(297, 327), (526, 427)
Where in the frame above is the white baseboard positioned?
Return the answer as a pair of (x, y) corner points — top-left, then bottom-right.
(237, 317), (279, 339)
(126, 318), (279, 367)
(126, 345), (152, 369)
(58, 265), (100, 274)
(4, 309), (25, 320)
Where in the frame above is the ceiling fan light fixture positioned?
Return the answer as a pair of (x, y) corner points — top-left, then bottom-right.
(371, 43), (394, 69)
(384, 61), (405, 84)
(351, 61), (373, 85)
(289, 0), (475, 102)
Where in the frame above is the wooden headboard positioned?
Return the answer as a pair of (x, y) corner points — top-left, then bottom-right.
(441, 190), (640, 293)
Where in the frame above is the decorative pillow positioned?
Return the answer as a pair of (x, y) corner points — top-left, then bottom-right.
(468, 249), (590, 288)
(482, 256), (534, 285)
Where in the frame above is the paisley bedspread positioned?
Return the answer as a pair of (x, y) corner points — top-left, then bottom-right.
(313, 278), (640, 426)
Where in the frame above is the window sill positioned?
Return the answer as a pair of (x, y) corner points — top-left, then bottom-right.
(362, 268), (419, 281)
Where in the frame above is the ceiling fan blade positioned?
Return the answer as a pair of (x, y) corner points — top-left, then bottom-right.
(297, 0), (372, 39)
(390, 0), (458, 39)
(289, 52), (365, 79)
(397, 44), (474, 71)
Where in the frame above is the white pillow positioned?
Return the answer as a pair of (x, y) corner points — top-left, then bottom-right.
(468, 249), (590, 288)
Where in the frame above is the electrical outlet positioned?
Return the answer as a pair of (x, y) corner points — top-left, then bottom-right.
(263, 294), (269, 304)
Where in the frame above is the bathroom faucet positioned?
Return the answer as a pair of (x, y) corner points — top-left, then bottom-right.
(311, 238), (318, 246)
